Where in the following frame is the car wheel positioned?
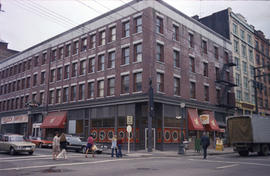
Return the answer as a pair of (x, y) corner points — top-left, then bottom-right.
(261, 144), (269, 156)
(9, 147), (16, 155)
(82, 146), (86, 154)
(29, 151), (34, 155)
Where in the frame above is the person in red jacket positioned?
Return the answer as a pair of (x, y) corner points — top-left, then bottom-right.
(117, 138), (123, 158)
(85, 134), (94, 158)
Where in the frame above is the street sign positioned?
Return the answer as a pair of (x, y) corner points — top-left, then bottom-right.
(127, 116), (133, 125)
(126, 125), (132, 133)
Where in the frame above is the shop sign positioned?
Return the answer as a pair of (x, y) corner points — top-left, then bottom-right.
(1, 115), (28, 124)
(199, 114), (209, 125)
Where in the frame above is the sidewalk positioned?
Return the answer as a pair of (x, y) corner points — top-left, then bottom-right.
(122, 147), (235, 158)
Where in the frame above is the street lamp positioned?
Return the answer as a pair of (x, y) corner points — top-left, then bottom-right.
(177, 103), (185, 154)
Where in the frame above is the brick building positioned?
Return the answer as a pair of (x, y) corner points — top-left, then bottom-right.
(0, 40), (19, 61)
(0, 0), (234, 150)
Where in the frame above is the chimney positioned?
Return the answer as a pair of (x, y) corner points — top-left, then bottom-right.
(0, 40), (8, 50)
(192, 15), (199, 20)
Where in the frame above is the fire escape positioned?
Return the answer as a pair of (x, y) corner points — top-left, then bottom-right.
(216, 59), (237, 109)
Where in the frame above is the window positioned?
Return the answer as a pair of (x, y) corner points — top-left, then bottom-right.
(81, 37), (87, 52)
(33, 74), (37, 86)
(249, 49), (253, 62)
(235, 73), (241, 86)
(234, 40), (239, 53)
(202, 40), (207, 54)
(121, 75), (129, 94)
(108, 78), (115, 96)
(79, 84), (85, 100)
(59, 47), (64, 59)
(56, 89), (61, 104)
(99, 30), (105, 46)
(98, 54), (105, 71)
(64, 65), (70, 79)
(109, 26), (116, 42)
(20, 97), (24, 109)
(134, 72), (142, 92)
(232, 23), (238, 35)
(157, 73), (164, 92)
(40, 92), (44, 105)
(63, 87), (69, 102)
(122, 47), (130, 65)
(65, 44), (71, 57)
(173, 50), (180, 68)
(80, 60), (86, 75)
(72, 62), (77, 77)
(156, 43), (164, 62)
(134, 43), (142, 62)
(242, 44), (247, 58)
(174, 77), (180, 96)
(87, 82), (94, 99)
(190, 57), (195, 73)
(214, 46), (219, 59)
(134, 16), (142, 33)
(172, 25), (179, 41)
(97, 80), (104, 97)
(203, 62), (208, 77)
(250, 65), (254, 78)
(122, 21), (130, 38)
(216, 89), (220, 104)
(255, 40), (259, 50)
(88, 57), (95, 73)
(240, 29), (245, 40)
(71, 85), (76, 101)
(235, 57), (240, 70)
(49, 90), (54, 104)
(265, 100), (268, 109)
(73, 41), (79, 55)
(244, 77), (248, 89)
(224, 51), (229, 64)
(50, 69), (55, 82)
(247, 34), (252, 45)
(34, 56), (39, 67)
(188, 33), (194, 48)
(51, 49), (56, 62)
(57, 67), (62, 81)
(190, 82), (196, 99)
(236, 90), (242, 101)
(26, 77), (30, 88)
(204, 86), (209, 101)
(156, 16), (163, 34)
(90, 34), (96, 49)
(256, 54), (260, 65)
(27, 59), (31, 70)
(108, 51), (115, 69)
(42, 53), (47, 65)
(261, 44), (264, 53)
(242, 61), (247, 74)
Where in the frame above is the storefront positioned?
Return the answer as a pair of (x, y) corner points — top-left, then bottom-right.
(0, 114), (28, 135)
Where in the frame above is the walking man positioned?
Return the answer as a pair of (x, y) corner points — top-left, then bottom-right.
(85, 134), (94, 158)
(52, 131), (60, 160)
(200, 132), (210, 159)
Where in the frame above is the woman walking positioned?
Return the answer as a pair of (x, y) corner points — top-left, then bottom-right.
(111, 135), (118, 157)
(85, 134), (95, 158)
(52, 131), (60, 160)
(58, 133), (67, 159)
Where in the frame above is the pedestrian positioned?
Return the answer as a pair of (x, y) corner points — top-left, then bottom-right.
(117, 137), (123, 158)
(111, 135), (118, 157)
(52, 131), (60, 160)
(200, 132), (210, 159)
(57, 133), (67, 159)
(195, 137), (201, 153)
(85, 134), (95, 158)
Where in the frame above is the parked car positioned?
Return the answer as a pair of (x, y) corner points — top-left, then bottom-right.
(65, 135), (102, 154)
(0, 134), (36, 155)
(28, 137), (52, 148)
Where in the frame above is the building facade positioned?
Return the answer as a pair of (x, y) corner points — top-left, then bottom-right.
(0, 0), (234, 150)
(199, 8), (257, 115)
(0, 40), (19, 61)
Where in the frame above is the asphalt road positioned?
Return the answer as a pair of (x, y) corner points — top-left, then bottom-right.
(0, 148), (269, 176)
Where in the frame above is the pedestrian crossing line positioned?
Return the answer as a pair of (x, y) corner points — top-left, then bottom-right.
(188, 158), (270, 167)
(216, 164), (239, 169)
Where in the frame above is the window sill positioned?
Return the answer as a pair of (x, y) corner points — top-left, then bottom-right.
(174, 95), (181, 98)
(120, 93), (130, 96)
(156, 61), (165, 65)
(190, 98), (197, 101)
(157, 91), (165, 94)
(121, 36), (130, 40)
(133, 60), (142, 64)
(120, 64), (130, 67)
(107, 41), (116, 44)
(96, 96), (104, 99)
(107, 67), (115, 70)
(107, 95), (115, 98)
(133, 91), (142, 94)
(87, 98), (94, 100)
(132, 31), (142, 35)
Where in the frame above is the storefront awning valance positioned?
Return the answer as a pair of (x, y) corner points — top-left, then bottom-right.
(40, 112), (67, 128)
(203, 111), (220, 132)
(188, 108), (204, 131)
(1, 115), (28, 124)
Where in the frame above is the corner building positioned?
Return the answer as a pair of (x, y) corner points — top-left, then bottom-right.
(0, 0), (234, 150)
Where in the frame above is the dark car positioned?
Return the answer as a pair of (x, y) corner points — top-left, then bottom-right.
(65, 135), (102, 154)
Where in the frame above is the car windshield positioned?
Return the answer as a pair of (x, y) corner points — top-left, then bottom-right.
(9, 136), (25, 142)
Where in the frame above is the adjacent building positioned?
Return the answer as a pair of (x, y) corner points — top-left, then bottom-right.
(0, 0), (234, 150)
(0, 40), (19, 61)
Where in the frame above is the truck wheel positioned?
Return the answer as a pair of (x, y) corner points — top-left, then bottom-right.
(9, 147), (16, 155)
(261, 145), (269, 156)
(238, 151), (249, 156)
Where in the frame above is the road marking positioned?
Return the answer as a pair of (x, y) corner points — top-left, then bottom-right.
(0, 156), (174, 171)
(216, 164), (239, 169)
(189, 159), (270, 167)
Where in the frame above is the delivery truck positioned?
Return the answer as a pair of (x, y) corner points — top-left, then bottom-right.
(227, 115), (270, 156)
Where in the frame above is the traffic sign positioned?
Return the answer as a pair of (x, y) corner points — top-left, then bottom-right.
(126, 125), (132, 133)
(127, 116), (133, 125)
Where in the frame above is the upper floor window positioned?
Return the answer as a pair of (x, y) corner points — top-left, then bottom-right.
(174, 77), (180, 96)
(33, 74), (37, 86)
(190, 57), (195, 73)
(214, 46), (219, 59)
(172, 25), (179, 41)
(240, 29), (245, 40)
(49, 90), (54, 104)
(79, 84), (85, 100)
(64, 65), (70, 79)
(56, 89), (61, 104)
(122, 21), (130, 38)
(50, 69), (56, 82)
(108, 51), (115, 69)
(98, 55), (105, 71)
(73, 41), (79, 55)
(59, 47), (64, 59)
(108, 78), (115, 96)
(190, 82), (196, 99)
(34, 56), (39, 67)
(63, 87), (69, 102)
(134, 43), (142, 62)
(88, 57), (95, 73)
(87, 82), (94, 99)
(173, 50), (180, 68)
(235, 57), (240, 70)
(188, 33), (194, 48)
(247, 34), (252, 45)
(249, 49), (253, 62)
(122, 47), (130, 65)
(156, 43), (164, 62)
(80, 60), (86, 75)
(204, 86), (209, 101)
(109, 26), (116, 42)
(90, 34), (96, 49)
(121, 75), (130, 94)
(242, 44), (247, 58)
(81, 37), (88, 52)
(156, 16), (163, 34)
(51, 49), (56, 62)
(234, 40), (239, 53)
(255, 40), (259, 50)
(97, 80), (104, 97)
(57, 67), (62, 81)
(232, 23), (238, 35)
(134, 16), (142, 33)
(72, 62), (78, 77)
(41, 71), (46, 84)
(134, 72), (142, 92)
(65, 44), (71, 57)
(202, 40), (207, 54)
(203, 62), (208, 77)
(157, 72), (164, 92)
(99, 30), (106, 46)
(71, 86), (76, 101)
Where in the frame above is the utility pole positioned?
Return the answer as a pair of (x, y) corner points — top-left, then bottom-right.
(148, 78), (154, 152)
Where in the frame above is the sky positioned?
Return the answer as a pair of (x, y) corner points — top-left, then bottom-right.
(0, 0), (269, 51)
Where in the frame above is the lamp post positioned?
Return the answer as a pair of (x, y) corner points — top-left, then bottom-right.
(177, 103), (185, 154)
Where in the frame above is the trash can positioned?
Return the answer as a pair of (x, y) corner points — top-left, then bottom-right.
(183, 140), (189, 150)
(178, 144), (185, 154)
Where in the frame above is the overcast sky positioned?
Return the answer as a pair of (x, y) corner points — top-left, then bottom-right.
(0, 0), (269, 51)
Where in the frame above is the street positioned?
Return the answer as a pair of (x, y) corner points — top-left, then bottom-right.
(0, 148), (269, 176)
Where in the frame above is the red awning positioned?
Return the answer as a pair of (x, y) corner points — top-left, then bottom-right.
(40, 112), (67, 128)
(188, 108), (204, 131)
(203, 111), (220, 132)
